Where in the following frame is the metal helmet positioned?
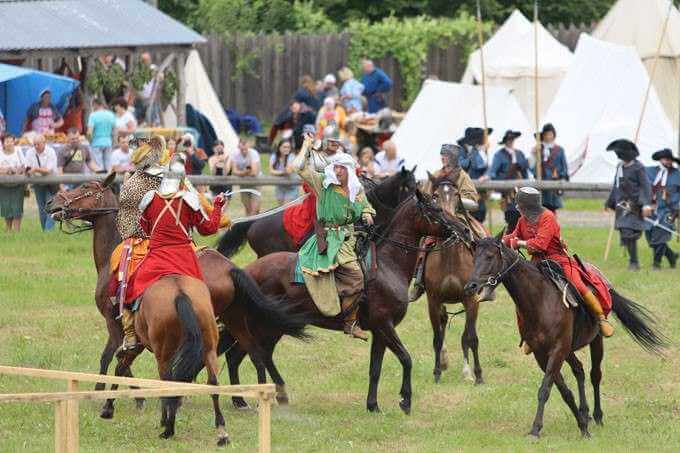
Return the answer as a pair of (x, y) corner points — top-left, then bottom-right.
(159, 153), (187, 197)
(516, 187), (544, 223)
(440, 143), (461, 169)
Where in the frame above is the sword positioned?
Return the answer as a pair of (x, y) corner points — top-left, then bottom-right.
(616, 202), (680, 237)
(230, 193), (310, 225)
(220, 188), (262, 198)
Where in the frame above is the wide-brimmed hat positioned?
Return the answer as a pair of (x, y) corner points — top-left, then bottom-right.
(458, 127), (493, 146)
(606, 139), (639, 162)
(499, 130), (521, 145)
(652, 148), (680, 164)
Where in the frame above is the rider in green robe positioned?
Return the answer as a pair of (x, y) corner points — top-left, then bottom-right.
(293, 134), (376, 340)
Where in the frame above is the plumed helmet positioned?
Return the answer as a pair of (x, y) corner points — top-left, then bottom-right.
(131, 135), (167, 169)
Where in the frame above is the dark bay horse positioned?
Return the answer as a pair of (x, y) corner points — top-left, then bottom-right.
(228, 191), (455, 414)
(423, 173), (489, 384)
(464, 238), (667, 438)
(46, 178), (311, 413)
(216, 167), (418, 258)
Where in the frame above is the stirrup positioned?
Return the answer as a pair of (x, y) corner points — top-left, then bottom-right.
(344, 321), (369, 341)
(408, 281), (425, 303)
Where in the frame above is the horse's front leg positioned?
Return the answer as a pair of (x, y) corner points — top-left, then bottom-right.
(382, 325), (413, 415)
(529, 351), (565, 437)
(554, 372), (591, 438)
(427, 297), (446, 383)
(100, 353), (139, 419)
(462, 297), (483, 385)
(96, 336), (116, 391)
(206, 350), (230, 446)
(366, 334), (386, 413)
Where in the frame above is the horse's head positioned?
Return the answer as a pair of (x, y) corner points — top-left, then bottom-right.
(464, 237), (515, 297)
(427, 171), (460, 218)
(46, 172), (119, 224)
(411, 188), (458, 238)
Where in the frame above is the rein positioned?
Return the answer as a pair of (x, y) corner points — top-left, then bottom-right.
(479, 243), (523, 289)
(52, 184), (118, 234)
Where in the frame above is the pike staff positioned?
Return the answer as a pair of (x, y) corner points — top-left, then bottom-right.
(534, 0), (542, 181)
(475, 0), (489, 152)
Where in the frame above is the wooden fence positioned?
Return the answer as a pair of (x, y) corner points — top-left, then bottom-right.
(197, 23), (592, 122)
(0, 365), (276, 453)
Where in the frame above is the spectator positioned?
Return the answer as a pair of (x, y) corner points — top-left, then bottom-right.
(58, 128), (100, 188)
(87, 98), (117, 171)
(59, 88), (84, 134)
(357, 147), (376, 179)
(361, 59), (393, 114)
(269, 101), (316, 150)
(293, 75), (322, 112)
(167, 136), (178, 156)
(110, 135), (135, 175)
(0, 135), (26, 232)
(179, 133), (207, 175)
(338, 67), (364, 114)
(489, 130), (530, 180)
(208, 140), (232, 198)
(24, 89), (64, 134)
(0, 106), (6, 138)
(269, 139), (298, 205)
(317, 74), (339, 103)
(229, 138), (261, 215)
(374, 140), (405, 179)
(24, 134), (58, 231)
(113, 97), (137, 138)
(316, 97), (347, 139)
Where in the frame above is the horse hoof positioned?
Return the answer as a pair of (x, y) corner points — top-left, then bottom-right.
(462, 364), (474, 382)
(581, 429), (591, 439)
(100, 408), (114, 419)
(135, 398), (145, 410)
(474, 377), (485, 386)
(433, 373), (441, 384)
(527, 431), (540, 439)
(232, 397), (250, 410)
(367, 403), (381, 413)
(159, 430), (174, 439)
(276, 394), (289, 405)
(399, 399), (411, 415)
(594, 418), (604, 427)
(217, 435), (230, 447)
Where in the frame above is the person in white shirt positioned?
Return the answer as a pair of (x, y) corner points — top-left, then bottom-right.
(229, 138), (261, 215)
(24, 134), (58, 231)
(373, 140), (405, 179)
(0, 135), (26, 232)
(113, 97), (137, 138)
(110, 135), (135, 174)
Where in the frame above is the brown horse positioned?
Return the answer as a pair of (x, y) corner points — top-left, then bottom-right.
(46, 178), (312, 413)
(216, 168), (418, 258)
(464, 238), (667, 438)
(423, 173), (488, 385)
(227, 191), (455, 413)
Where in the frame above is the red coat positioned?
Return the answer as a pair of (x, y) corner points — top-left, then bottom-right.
(503, 210), (611, 315)
(125, 192), (223, 304)
(283, 182), (317, 245)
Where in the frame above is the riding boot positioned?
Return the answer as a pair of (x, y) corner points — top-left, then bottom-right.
(664, 245), (678, 268)
(117, 308), (140, 357)
(521, 341), (532, 355)
(341, 295), (368, 341)
(408, 255), (426, 302)
(625, 239), (640, 271)
(582, 291), (614, 338)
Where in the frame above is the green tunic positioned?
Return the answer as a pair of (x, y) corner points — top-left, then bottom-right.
(297, 164), (375, 315)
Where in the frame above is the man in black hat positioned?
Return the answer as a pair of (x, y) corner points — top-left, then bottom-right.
(537, 123), (569, 211)
(458, 127), (492, 222)
(644, 148), (680, 269)
(489, 130), (530, 230)
(605, 139), (653, 271)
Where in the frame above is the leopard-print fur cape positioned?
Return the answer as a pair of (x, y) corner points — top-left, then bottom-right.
(117, 171), (162, 239)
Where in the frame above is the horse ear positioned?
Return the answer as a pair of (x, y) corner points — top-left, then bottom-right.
(427, 171), (435, 182)
(415, 188), (425, 202)
(102, 171), (117, 188)
(411, 165), (417, 174)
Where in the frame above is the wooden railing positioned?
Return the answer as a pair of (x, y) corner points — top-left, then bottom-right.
(0, 365), (276, 453)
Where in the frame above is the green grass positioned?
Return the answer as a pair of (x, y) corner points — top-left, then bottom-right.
(1, 201), (679, 452)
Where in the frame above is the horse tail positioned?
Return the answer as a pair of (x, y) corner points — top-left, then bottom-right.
(229, 268), (313, 341)
(610, 289), (668, 355)
(169, 292), (205, 382)
(216, 220), (254, 258)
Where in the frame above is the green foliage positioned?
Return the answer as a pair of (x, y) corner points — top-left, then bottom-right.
(161, 70), (178, 106)
(129, 61), (154, 91)
(84, 61), (126, 99)
(347, 13), (487, 107)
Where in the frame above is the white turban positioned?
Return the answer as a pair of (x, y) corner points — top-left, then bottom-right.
(323, 152), (362, 202)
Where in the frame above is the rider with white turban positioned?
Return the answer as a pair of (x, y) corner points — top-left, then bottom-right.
(293, 134), (375, 340)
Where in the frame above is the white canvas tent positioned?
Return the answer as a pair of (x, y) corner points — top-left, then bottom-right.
(594, 0), (680, 131)
(543, 34), (675, 183)
(164, 50), (239, 151)
(392, 80), (534, 180)
(462, 9), (573, 127)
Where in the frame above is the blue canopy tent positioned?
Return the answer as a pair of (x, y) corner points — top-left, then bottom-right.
(0, 63), (79, 135)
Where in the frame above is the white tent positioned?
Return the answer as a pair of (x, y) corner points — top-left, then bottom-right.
(392, 80), (534, 180)
(594, 0), (680, 131)
(543, 34), (675, 183)
(462, 9), (573, 127)
(164, 50), (239, 152)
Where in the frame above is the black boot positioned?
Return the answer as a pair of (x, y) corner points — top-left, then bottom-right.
(626, 239), (640, 271)
(666, 246), (678, 269)
(652, 244), (664, 270)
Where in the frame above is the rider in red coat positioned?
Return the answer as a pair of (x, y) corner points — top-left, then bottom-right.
(502, 187), (613, 352)
(120, 154), (225, 354)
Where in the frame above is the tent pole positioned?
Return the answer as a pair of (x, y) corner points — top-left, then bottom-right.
(475, 0), (489, 150)
(534, 0), (542, 180)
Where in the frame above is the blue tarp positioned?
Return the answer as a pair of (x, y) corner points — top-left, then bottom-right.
(0, 63), (79, 135)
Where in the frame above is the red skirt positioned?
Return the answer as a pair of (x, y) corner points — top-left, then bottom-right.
(125, 243), (204, 304)
(283, 182), (317, 245)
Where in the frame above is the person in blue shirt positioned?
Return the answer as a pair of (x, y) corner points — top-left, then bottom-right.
(293, 75), (322, 112)
(87, 98), (117, 171)
(360, 59), (393, 113)
(645, 148), (680, 269)
(458, 127), (492, 222)
(536, 123), (569, 211)
(489, 130), (530, 230)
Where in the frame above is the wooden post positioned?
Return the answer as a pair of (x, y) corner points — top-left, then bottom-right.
(475, 0), (489, 151)
(534, 1), (543, 180)
(258, 392), (272, 453)
(55, 401), (68, 453)
(66, 380), (79, 453)
(176, 51), (187, 127)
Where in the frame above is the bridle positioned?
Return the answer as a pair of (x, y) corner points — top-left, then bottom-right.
(51, 183), (118, 234)
(366, 172), (415, 217)
(475, 241), (522, 289)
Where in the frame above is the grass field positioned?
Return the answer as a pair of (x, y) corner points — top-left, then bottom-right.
(1, 197), (679, 452)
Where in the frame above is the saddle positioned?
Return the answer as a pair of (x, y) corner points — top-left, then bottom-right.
(537, 260), (582, 309)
